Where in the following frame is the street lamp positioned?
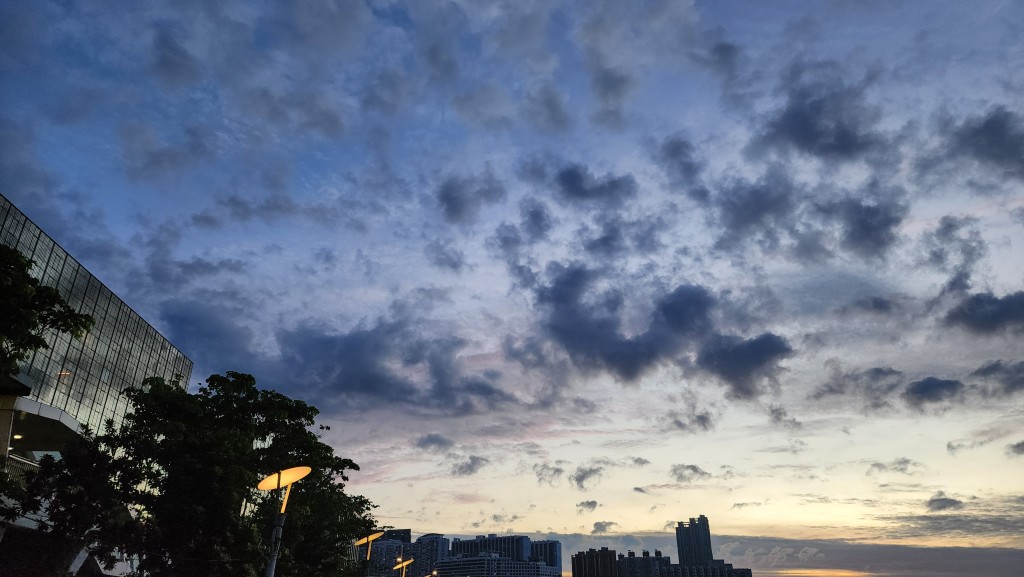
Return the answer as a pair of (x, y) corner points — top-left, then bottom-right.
(355, 531), (385, 560)
(394, 557), (414, 577)
(256, 466), (312, 577)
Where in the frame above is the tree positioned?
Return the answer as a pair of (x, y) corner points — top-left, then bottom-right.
(85, 372), (374, 577)
(0, 244), (93, 379)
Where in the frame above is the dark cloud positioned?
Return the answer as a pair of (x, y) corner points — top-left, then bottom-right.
(970, 360), (1024, 397)
(655, 134), (704, 191)
(151, 26), (199, 87)
(945, 291), (1024, 334)
(361, 69), (410, 115)
(436, 171), (507, 224)
(576, 500), (599, 514)
(1006, 441), (1024, 457)
(631, 457), (650, 467)
(424, 237), (468, 272)
(655, 284), (717, 338)
(591, 521), (618, 534)
(451, 455), (489, 476)
(158, 296), (260, 378)
(553, 164), (638, 207)
(415, 433), (455, 452)
(695, 333), (793, 399)
(524, 84), (572, 132)
(767, 405), (802, 429)
(731, 502), (762, 510)
(711, 168), (797, 251)
(669, 464), (711, 483)
(901, 377), (965, 411)
(819, 191), (908, 259)
(754, 60), (882, 160)
(809, 364), (903, 413)
(533, 463), (565, 486)
(945, 106), (1024, 180)
(519, 197), (555, 242)
(569, 466), (604, 490)
(866, 457), (921, 476)
(926, 491), (964, 512)
(920, 216), (988, 295)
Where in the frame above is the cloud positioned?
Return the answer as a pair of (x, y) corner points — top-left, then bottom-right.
(569, 466), (605, 490)
(631, 457), (651, 467)
(731, 502), (763, 510)
(436, 171), (507, 224)
(1006, 441), (1024, 457)
(809, 363), (905, 412)
(754, 60), (882, 160)
(710, 167), (797, 251)
(818, 191), (908, 259)
(591, 521), (618, 534)
(920, 215), (988, 294)
(661, 406), (715, 434)
(424, 237), (468, 272)
(151, 26), (199, 88)
(577, 500), (599, 514)
(415, 433), (455, 452)
(553, 164), (638, 207)
(695, 333), (793, 399)
(523, 84), (572, 132)
(767, 405), (802, 429)
(944, 291), (1024, 334)
(866, 457), (922, 476)
(944, 106), (1024, 180)
(900, 377), (965, 411)
(971, 360), (1024, 397)
(669, 464), (711, 483)
(120, 123), (212, 181)
(533, 463), (565, 486)
(926, 491), (964, 512)
(655, 134), (704, 191)
(451, 455), (489, 476)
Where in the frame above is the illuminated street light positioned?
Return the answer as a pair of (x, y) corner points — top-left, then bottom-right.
(394, 557), (414, 577)
(355, 531), (385, 560)
(257, 466), (311, 577)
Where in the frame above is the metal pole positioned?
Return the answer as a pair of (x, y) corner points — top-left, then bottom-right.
(265, 511), (287, 577)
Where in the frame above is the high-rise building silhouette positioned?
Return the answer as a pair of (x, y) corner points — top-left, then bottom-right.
(531, 539), (563, 575)
(571, 547), (619, 577)
(450, 534), (531, 561)
(675, 515), (713, 566)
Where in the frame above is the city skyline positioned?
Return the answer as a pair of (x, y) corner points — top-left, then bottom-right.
(2, 2), (1023, 576)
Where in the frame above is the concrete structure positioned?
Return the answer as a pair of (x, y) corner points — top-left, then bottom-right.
(572, 547), (619, 577)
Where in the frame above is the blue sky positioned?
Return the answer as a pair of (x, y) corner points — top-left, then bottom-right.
(2, 1), (1023, 575)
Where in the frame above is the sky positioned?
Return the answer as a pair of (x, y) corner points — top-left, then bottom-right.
(2, 1), (1024, 576)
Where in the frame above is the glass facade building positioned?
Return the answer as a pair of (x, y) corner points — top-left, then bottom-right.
(1, 193), (192, 437)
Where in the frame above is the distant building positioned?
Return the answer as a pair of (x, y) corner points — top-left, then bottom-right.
(436, 553), (560, 577)
(675, 516), (714, 566)
(451, 534), (532, 561)
(574, 516), (752, 577)
(411, 533), (450, 577)
(572, 547), (619, 577)
(617, 550), (671, 577)
(531, 539), (563, 574)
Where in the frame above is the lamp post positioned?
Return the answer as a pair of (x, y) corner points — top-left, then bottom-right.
(256, 466), (312, 577)
(394, 557), (414, 577)
(354, 531), (385, 577)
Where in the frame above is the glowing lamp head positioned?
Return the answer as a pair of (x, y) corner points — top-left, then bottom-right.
(257, 466), (311, 490)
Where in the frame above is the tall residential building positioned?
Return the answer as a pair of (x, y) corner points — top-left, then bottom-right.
(451, 534), (532, 561)
(0, 193), (192, 473)
(410, 533), (450, 577)
(617, 550), (671, 577)
(675, 516), (714, 566)
(530, 539), (563, 575)
(572, 547), (619, 577)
